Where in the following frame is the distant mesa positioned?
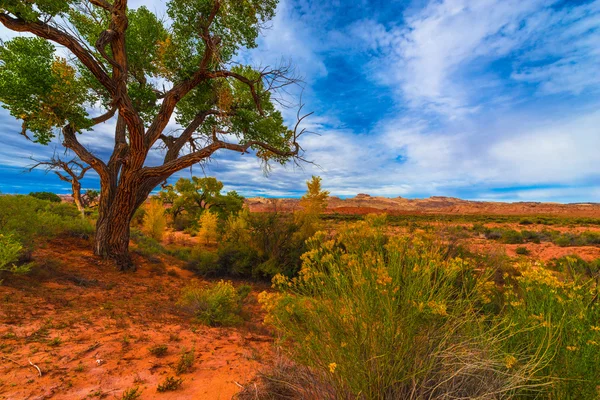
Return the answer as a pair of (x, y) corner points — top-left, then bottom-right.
(245, 194), (600, 218)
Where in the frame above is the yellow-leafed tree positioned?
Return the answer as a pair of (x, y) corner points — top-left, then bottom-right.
(198, 210), (219, 245)
(296, 176), (329, 238)
(142, 199), (167, 241)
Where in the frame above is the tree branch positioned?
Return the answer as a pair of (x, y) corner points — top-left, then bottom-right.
(141, 138), (299, 179)
(162, 110), (224, 163)
(88, 0), (113, 10)
(62, 125), (109, 180)
(144, 0), (222, 148)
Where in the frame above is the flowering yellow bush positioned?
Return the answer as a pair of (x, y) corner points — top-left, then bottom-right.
(261, 217), (548, 399)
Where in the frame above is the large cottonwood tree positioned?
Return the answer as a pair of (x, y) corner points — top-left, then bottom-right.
(0, 0), (305, 269)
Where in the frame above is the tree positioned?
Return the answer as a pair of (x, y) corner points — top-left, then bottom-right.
(142, 199), (167, 241)
(29, 154), (91, 216)
(295, 175), (329, 237)
(29, 191), (62, 203)
(83, 189), (100, 208)
(159, 176), (244, 224)
(197, 209), (219, 245)
(0, 0), (307, 269)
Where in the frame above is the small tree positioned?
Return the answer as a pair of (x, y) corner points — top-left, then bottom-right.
(0, 1), (308, 269)
(29, 154), (91, 216)
(83, 189), (100, 208)
(295, 176), (329, 238)
(29, 191), (62, 203)
(159, 177), (244, 225)
(198, 210), (219, 245)
(142, 199), (167, 241)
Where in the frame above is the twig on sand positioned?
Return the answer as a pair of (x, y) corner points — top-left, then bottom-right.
(28, 359), (42, 377)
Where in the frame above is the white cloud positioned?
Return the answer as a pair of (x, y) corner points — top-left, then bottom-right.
(351, 0), (600, 118)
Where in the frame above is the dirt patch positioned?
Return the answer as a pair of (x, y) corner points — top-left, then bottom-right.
(0, 238), (272, 400)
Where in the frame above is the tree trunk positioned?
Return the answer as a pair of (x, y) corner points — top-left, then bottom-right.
(93, 171), (154, 271)
(71, 180), (85, 218)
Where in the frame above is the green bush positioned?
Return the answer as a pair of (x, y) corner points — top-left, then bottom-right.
(29, 192), (61, 203)
(185, 210), (309, 280)
(501, 229), (524, 244)
(553, 234), (573, 247)
(0, 234), (31, 274)
(178, 280), (250, 326)
(515, 246), (530, 255)
(484, 229), (503, 240)
(185, 249), (219, 276)
(549, 255), (600, 279)
(131, 230), (165, 256)
(216, 243), (259, 277)
(0, 195), (93, 253)
(521, 230), (542, 244)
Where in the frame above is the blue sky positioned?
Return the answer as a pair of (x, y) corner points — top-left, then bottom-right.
(1, 0), (600, 202)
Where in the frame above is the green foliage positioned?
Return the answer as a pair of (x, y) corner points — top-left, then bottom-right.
(121, 387), (142, 400)
(1, 1), (296, 172)
(159, 177), (244, 230)
(184, 209), (308, 280)
(148, 344), (168, 357)
(157, 376), (183, 392)
(130, 229), (165, 257)
(29, 192), (61, 203)
(185, 249), (220, 276)
(0, 195), (93, 250)
(178, 280), (249, 326)
(515, 246), (530, 255)
(174, 347), (195, 375)
(165, 0), (277, 79)
(82, 189), (99, 207)
(0, 37), (92, 143)
(498, 261), (600, 399)
(260, 216), (600, 399)
(0, 234), (30, 274)
(549, 255), (600, 279)
(501, 229), (524, 244)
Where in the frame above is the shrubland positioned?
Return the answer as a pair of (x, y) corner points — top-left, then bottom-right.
(256, 214), (600, 399)
(2, 178), (599, 398)
(0, 194), (93, 279)
(184, 176), (328, 280)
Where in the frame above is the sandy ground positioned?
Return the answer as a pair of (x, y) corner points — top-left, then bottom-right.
(2, 211), (600, 399)
(0, 238), (273, 400)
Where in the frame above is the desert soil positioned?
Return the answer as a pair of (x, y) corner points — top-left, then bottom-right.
(0, 238), (272, 400)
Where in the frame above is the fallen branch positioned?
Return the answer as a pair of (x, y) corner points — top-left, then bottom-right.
(28, 359), (42, 377)
(0, 355), (21, 366)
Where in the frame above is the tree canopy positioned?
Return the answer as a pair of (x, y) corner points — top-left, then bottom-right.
(159, 176), (244, 222)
